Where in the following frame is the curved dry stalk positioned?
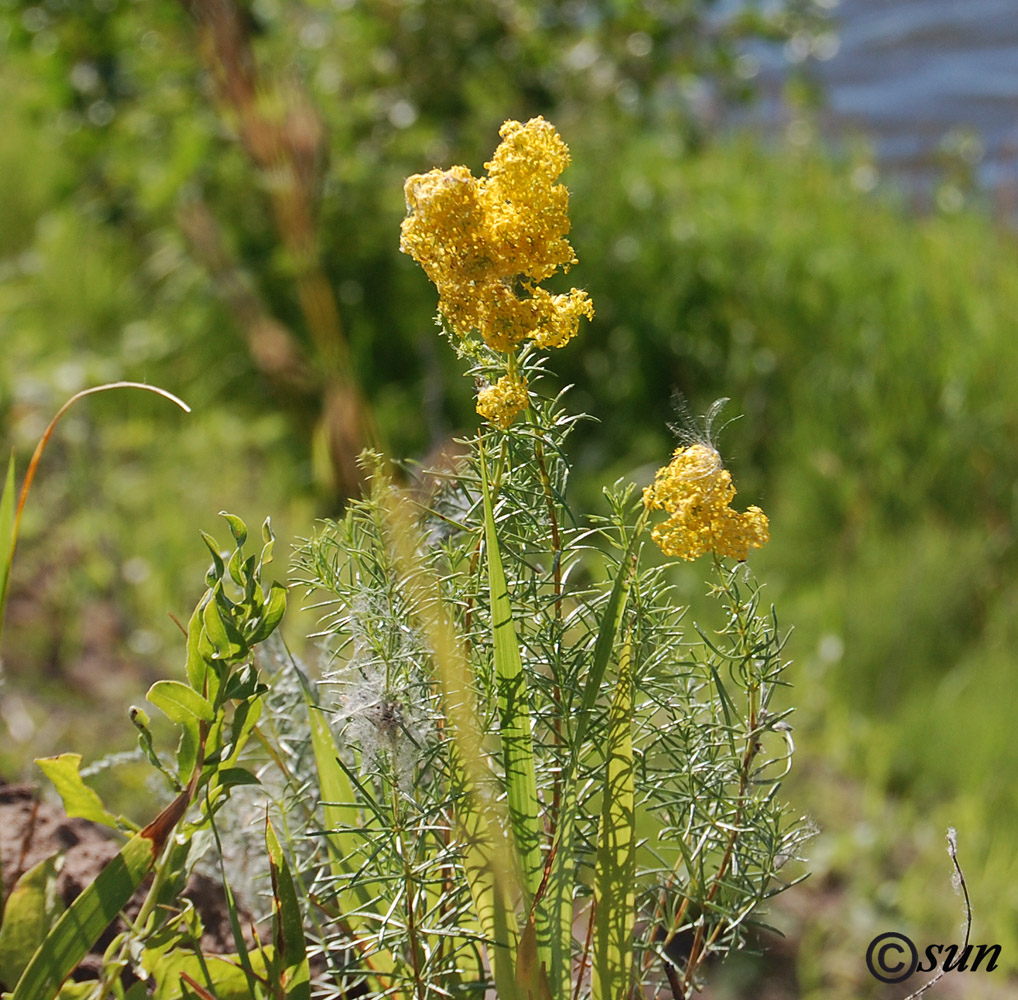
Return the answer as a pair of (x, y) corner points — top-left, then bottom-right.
(1, 381), (190, 636)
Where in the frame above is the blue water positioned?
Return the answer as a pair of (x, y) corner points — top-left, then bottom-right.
(744, 0), (1018, 202)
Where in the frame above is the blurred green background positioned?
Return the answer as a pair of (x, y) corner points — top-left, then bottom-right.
(2, 1), (1017, 996)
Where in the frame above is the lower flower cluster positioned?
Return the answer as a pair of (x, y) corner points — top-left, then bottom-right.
(643, 443), (770, 561)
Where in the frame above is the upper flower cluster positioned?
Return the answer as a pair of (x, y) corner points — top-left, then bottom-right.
(643, 443), (770, 561)
(400, 117), (594, 355)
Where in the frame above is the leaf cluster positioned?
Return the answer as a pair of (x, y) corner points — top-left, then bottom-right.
(289, 351), (807, 998)
(0, 514), (299, 1000)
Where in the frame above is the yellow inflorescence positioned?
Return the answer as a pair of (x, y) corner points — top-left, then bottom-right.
(642, 443), (770, 561)
(475, 373), (529, 429)
(400, 117), (594, 353)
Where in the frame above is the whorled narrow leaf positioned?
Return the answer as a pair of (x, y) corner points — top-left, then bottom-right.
(591, 636), (636, 1000)
(542, 524), (643, 1000)
(300, 677), (403, 992)
(378, 484), (524, 1000)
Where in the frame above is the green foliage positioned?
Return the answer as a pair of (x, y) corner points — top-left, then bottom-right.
(290, 343), (804, 997)
(34, 754), (121, 829)
(0, 856), (64, 989)
(9, 830), (162, 1000)
(0, 513), (287, 999)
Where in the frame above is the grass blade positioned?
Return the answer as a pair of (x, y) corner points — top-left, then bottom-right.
(591, 636), (636, 1000)
(379, 484), (524, 1000)
(266, 818), (311, 1000)
(478, 442), (543, 905)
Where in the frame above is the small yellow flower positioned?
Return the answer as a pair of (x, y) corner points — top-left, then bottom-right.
(400, 117), (593, 352)
(643, 443), (769, 561)
(476, 374), (529, 430)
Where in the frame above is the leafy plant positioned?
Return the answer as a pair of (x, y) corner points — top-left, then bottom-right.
(284, 117), (808, 999)
(1, 482), (291, 999)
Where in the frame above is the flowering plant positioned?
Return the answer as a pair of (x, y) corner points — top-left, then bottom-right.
(292, 117), (808, 999)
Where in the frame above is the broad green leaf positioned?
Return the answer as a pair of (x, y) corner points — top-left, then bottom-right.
(223, 695), (263, 767)
(591, 638), (636, 1000)
(147, 680), (212, 782)
(266, 819), (311, 1000)
(478, 448), (543, 905)
(10, 787), (190, 1000)
(57, 983), (106, 999)
(184, 601), (210, 695)
(259, 516), (276, 570)
(199, 532), (225, 583)
(145, 947), (271, 1000)
(221, 664), (265, 702)
(202, 588), (246, 660)
(0, 855), (65, 987)
(219, 512), (248, 549)
(215, 767), (261, 789)
(147, 680), (215, 725)
(35, 755), (119, 829)
(228, 546), (247, 589)
(230, 552), (256, 593)
(176, 723), (201, 786)
(246, 581), (287, 644)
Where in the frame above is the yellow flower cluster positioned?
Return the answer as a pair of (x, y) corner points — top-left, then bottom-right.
(475, 373), (529, 430)
(642, 443), (770, 561)
(399, 117), (594, 354)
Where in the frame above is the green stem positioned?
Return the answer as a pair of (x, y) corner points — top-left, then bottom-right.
(679, 556), (766, 993)
(392, 780), (428, 1000)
